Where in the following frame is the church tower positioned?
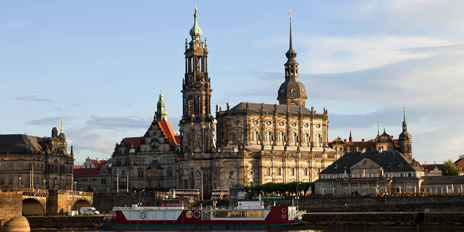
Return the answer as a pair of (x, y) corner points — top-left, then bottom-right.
(399, 108), (412, 160)
(179, 7), (215, 155)
(155, 91), (168, 121)
(277, 14), (308, 107)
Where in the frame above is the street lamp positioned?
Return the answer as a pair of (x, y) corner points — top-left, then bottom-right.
(200, 171), (204, 201)
(296, 183), (302, 210)
(19, 176), (22, 186)
(139, 189), (145, 205)
(43, 179), (46, 190)
(74, 181), (77, 191)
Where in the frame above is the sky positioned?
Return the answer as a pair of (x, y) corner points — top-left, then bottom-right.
(1, 0), (464, 165)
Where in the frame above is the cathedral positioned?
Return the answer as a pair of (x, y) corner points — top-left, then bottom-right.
(175, 8), (338, 193)
(110, 8), (340, 195)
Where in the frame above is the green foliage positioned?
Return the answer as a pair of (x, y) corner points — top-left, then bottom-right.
(247, 181), (313, 196)
(442, 160), (459, 176)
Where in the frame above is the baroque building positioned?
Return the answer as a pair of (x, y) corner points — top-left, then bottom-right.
(0, 123), (74, 190)
(330, 109), (413, 161)
(315, 150), (424, 195)
(73, 157), (112, 193)
(176, 9), (338, 194)
(111, 92), (180, 191)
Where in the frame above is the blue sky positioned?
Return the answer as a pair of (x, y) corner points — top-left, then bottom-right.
(1, 0), (464, 164)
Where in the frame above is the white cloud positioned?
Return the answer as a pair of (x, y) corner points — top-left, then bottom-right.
(15, 95), (54, 103)
(301, 36), (453, 74)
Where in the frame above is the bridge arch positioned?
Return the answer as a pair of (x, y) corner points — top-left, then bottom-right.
(22, 198), (45, 216)
(71, 199), (91, 211)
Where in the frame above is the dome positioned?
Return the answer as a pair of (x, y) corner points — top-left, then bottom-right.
(189, 9), (202, 39)
(399, 131), (412, 141)
(277, 79), (307, 101)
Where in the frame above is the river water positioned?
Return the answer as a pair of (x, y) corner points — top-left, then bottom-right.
(39, 229), (464, 232)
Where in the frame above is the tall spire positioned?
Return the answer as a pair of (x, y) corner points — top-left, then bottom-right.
(349, 128), (353, 142)
(403, 107), (407, 126)
(400, 107), (411, 140)
(189, 6), (203, 40)
(277, 10), (307, 107)
(156, 90), (168, 121)
(60, 118), (64, 134)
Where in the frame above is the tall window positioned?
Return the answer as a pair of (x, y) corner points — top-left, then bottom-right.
(291, 133), (295, 142)
(277, 168), (282, 175)
(252, 131), (259, 141)
(279, 132), (284, 142)
(291, 168), (295, 176)
(304, 133), (309, 143)
(266, 167), (271, 175)
(265, 131), (272, 141)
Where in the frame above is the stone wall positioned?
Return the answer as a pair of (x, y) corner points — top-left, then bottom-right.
(276, 195), (464, 212)
(93, 192), (161, 213)
(47, 190), (93, 214)
(304, 212), (464, 227)
(27, 216), (103, 229)
(0, 186), (23, 226)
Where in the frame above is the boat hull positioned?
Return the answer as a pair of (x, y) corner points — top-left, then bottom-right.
(103, 221), (306, 230)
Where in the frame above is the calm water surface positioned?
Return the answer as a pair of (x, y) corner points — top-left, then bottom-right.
(40, 228), (464, 232)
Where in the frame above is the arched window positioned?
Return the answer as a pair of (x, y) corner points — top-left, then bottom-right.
(277, 168), (282, 175)
(292, 133), (297, 142)
(304, 168), (308, 176)
(304, 133), (309, 143)
(291, 168), (295, 176)
(317, 134), (321, 146)
(252, 131), (259, 141)
(279, 132), (284, 142)
(234, 131), (241, 141)
(265, 131), (271, 141)
(266, 167), (271, 175)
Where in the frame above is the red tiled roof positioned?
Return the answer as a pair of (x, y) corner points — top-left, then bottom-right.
(123, 137), (143, 150)
(158, 118), (179, 149)
(73, 167), (100, 176)
(421, 164), (444, 172)
(455, 157), (464, 169)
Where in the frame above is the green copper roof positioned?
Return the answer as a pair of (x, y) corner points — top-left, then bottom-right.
(129, 143), (136, 153)
(189, 8), (202, 40)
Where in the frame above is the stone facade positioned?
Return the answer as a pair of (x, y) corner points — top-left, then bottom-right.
(0, 123), (74, 190)
(315, 150), (425, 195)
(110, 92), (180, 192)
(73, 157), (112, 193)
(175, 10), (338, 194)
(330, 111), (413, 161)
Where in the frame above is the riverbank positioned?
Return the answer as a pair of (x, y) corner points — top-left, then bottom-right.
(26, 216), (103, 230)
(304, 211), (464, 227)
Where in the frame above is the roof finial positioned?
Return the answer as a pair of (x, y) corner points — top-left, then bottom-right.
(403, 107), (406, 121)
(60, 117), (64, 133)
(349, 127), (353, 142)
(190, 4), (203, 39)
(287, 8), (293, 50)
(377, 122), (380, 136)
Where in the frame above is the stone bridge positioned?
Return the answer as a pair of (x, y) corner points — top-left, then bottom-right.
(0, 186), (93, 226)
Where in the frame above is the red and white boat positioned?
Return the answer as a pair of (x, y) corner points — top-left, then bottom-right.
(103, 201), (305, 230)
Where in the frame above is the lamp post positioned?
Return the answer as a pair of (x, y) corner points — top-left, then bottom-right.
(296, 183), (302, 210)
(74, 181), (77, 191)
(19, 176), (22, 186)
(200, 171), (204, 201)
(43, 179), (46, 190)
(139, 189), (145, 205)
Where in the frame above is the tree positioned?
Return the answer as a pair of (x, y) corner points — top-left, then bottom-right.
(442, 160), (459, 176)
